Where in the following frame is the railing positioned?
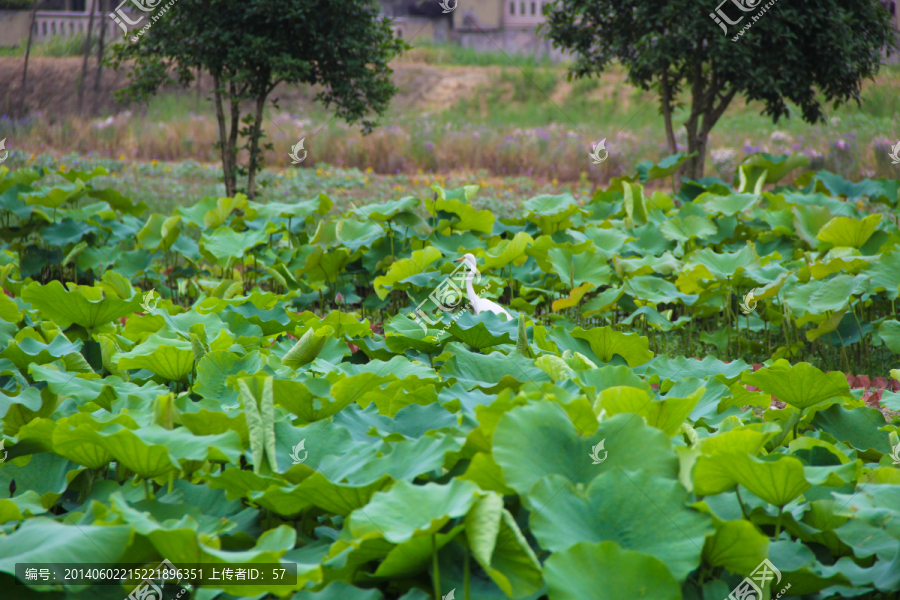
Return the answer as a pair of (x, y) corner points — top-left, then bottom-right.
(33, 10), (126, 40)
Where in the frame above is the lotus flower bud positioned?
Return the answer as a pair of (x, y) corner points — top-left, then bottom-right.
(335, 292), (344, 305)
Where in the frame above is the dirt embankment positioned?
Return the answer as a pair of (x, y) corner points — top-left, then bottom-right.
(0, 56), (510, 118)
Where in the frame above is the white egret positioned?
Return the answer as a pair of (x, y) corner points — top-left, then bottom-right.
(454, 253), (513, 320)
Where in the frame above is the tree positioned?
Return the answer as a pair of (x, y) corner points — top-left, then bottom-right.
(108, 0), (406, 198)
(542, 0), (897, 181)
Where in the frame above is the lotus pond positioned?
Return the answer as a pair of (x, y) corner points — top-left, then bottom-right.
(0, 152), (899, 600)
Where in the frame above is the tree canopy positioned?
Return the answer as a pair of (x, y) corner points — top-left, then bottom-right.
(108, 0), (407, 198)
(542, 0), (898, 181)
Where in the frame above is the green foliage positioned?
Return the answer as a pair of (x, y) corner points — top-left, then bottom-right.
(543, 0), (897, 179)
(0, 157), (898, 599)
(107, 0), (407, 198)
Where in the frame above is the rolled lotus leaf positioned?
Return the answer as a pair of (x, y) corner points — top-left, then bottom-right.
(282, 325), (334, 369)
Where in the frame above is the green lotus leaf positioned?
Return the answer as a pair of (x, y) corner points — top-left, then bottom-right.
(522, 194), (584, 234)
(300, 246), (352, 283)
(878, 320), (900, 354)
(682, 245), (761, 281)
(351, 376), (438, 417)
(866, 248), (900, 300)
(373, 246), (443, 300)
(318, 433), (462, 488)
(702, 519), (770, 576)
(255, 471), (389, 518)
(289, 582), (384, 600)
(281, 325), (334, 369)
(384, 314), (446, 354)
(346, 479), (482, 543)
(741, 152), (809, 184)
(0, 332), (83, 371)
(659, 214), (718, 243)
(547, 245), (611, 288)
(136, 213), (182, 251)
(613, 251), (682, 277)
(0, 518), (132, 577)
(493, 403), (678, 498)
(199, 226), (269, 267)
(353, 196), (420, 221)
(792, 204), (834, 249)
(569, 326), (652, 367)
(114, 333), (196, 382)
(425, 194), (493, 234)
(86, 186), (148, 216)
(598, 386), (702, 437)
(193, 350), (263, 404)
(543, 541), (682, 600)
(581, 226), (634, 260)
(0, 491), (46, 525)
(439, 345), (550, 392)
(741, 359), (853, 410)
(635, 152), (695, 183)
(237, 376), (278, 475)
(531, 470), (711, 581)
(810, 404), (891, 454)
(446, 311), (517, 350)
(249, 194), (331, 222)
(21, 280), (142, 329)
(482, 231), (533, 270)
(464, 493), (543, 598)
(692, 424), (782, 495)
(22, 178), (86, 210)
(702, 193), (760, 217)
(731, 453), (811, 506)
(816, 214), (882, 249)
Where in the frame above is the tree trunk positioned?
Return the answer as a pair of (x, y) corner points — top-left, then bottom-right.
(246, 93), (266, 200)
(94, 0), (107, 96)
(212, 72), (236, 197)
(20, 0), (43, 116)
(659, 72), (677, 156)
(682, 61), (738, 182)
(228, 81), (241, 195)
(78, 0), (97, 115)
(659, 70), (681, 192)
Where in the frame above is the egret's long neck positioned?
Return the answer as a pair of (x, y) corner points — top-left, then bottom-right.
(465, 265), (477, 304)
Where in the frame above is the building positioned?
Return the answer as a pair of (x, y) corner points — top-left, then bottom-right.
(0, 0), (126, 48)
(450, 0), (559, 57)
